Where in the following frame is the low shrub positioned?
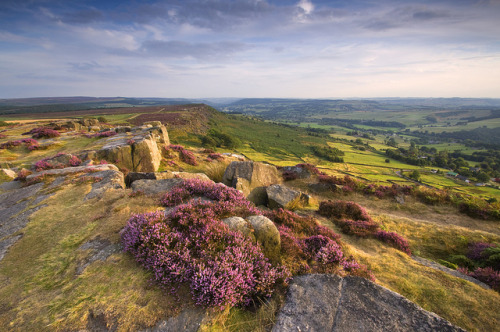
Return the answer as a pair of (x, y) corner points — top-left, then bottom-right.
(24, 127), (60, 139)
(337, 219), (380, 237)
(375, 230), (412, 255)
(122, 205), (287, 309)
(0, 138), (39, 151)
(317, 200), (372, 222)
(460, 267), (500, 291)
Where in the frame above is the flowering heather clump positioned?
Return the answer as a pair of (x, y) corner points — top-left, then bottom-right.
(15, 169), (32, 181)
(122, 204), (288, 309)
(337, 219), (380, 237)
(282, 171), (299, 181)
(169, 144), (185, 152)
(208, 153), (224, 161)
(24, 127), (60, 139)
(460, 267), (500, 291)
(296, 163), (322, 175)
(467, 242), (496, 261)
(85, 131), (117, 138)
(375, 230), (412, 255)
(0, 133), (7, 139)
(180, 149), (198, 166)
(69, 155), (82, 167)
(318, 200), (372, 222)
(264, 208), (324, 237)
(0, 138), (39, 151)
(160, 179), (259, 215)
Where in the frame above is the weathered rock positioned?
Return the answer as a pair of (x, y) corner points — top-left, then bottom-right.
(222, 217), (256, 241)
(0, 169), (16, 182)
(144, 121), (163, 127)
(142, 307), (207, 332)
(245, 215), (280, 262)
(223, 161), (281, 205)
(412, 256), (490, 289)
(88, 125), (101, 132)
(282, 165), (313, 179)
(395, 195), (405, 204)
(97, 141), (134, 171)
(63, 121), (82, 131)
(126, 171), (211, 187)
(266, 184), (303, 209)
(79, 118), (99, 127)
(76, 237), (121, 275)
(273, 274), (465, 332)
(132, 136), (162, 172)
(115, 126), (132, 133)
(84, 170), (126, 200)
(308, 182), (338, 193)
(131, 178), (184, 195)
(26, 164), (120, 180)
(0, 182), (48, 262)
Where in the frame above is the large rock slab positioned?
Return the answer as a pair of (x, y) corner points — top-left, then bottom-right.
(266, 184), (309, 209)
(132, 136), (162, 172)
(273, 274), (465, 332)
(246, 215), (281, 263)
(84, 170), (126, 200)
(125, 171), (210, 187)
(131, 178), (184, 195)
(223, 161), (281, 205)
(25, 164), (120, 180)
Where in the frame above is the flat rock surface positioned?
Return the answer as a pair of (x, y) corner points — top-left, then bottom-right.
(413, 256), (490, 289)
(273, 274), (465, 332)
(141, 307), (206, 332)
(131, 178), (184, 195)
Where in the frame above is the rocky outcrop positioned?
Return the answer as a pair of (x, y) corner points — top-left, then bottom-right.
(266, 184), (310, 209)
(84, 169), (126, 200)
(131, 178), (184, 195)
(126, 171), (210, 187)
(223, 161), (281, 205)
(142, 307), (207, 332)
(246, 215), (281, 263)
(273, 274), (465, 332)
(25, 164), (120, 180)
(0, 182), (50, 262)
(96, 124), (169, 172)
(282, 165), (313, 179)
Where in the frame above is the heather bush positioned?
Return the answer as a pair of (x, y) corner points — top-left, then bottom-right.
(165, 144), (198, 166)
(122, 206), (288, 309)
(460, 267), (500, 291)
(15, 169), (32, 181)
(24, 127), (60, 139)
(337, 219), (380, 237)
(375, 230), (412, 255)
(0, 133), (7, 139)
(317, 200), (372, 222)
(85, 131), (117, 138)
(0, 138), (39, 151)
(467, 242), (496, 261)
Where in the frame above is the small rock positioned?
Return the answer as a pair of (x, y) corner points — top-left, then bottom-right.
(222, 216), (256, 241)
(266, 184), (302, 209)
(0, 169), (16, 181)
(245, 215), (281, 262)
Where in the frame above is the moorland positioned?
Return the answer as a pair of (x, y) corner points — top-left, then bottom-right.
(0, 97), (499, 331)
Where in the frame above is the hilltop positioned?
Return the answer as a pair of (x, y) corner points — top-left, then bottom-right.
(0, 103), (499, 331)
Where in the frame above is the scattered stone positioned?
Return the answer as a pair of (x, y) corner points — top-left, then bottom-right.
(245, 215), (281, 262)
(222, 216), (256, 241)
(0, 169), (16, 182)
(308, 182), (338, 193)
(76, 237), (121, 275)
(131, 178), (184, 195)
(223, 161), (281, 205)
(141, 307), (207, 332)
(266, 184), (304, 209)
(84, 170), (125, 200)
(115, 126), (132, 133)
(282, 165), (313, 179)
(88, 126), (101, 132)
(273, 274), (465, 332)
(395, 195), (405, 204)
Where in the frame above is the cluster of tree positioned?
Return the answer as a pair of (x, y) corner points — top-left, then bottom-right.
(386, 144), (499, 180)
(311, 146), (345, 162)
(201, 129), (240, 149)
(319, 118), (406, 129)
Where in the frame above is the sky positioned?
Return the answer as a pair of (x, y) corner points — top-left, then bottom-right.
(1, 0), (500, 99)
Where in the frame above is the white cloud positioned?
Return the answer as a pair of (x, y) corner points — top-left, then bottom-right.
(297, 0), (314, 15)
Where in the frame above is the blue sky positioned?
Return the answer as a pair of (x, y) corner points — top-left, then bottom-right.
(1, 0), (499, 98)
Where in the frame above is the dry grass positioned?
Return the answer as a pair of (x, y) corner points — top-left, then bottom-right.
(202, 160), (231, 183)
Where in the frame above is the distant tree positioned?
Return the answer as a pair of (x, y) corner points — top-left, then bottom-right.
(476, 172), (490, 183)
(97, 116), (108, 123)
(385, 158), (390, 163)
(386, 137), (398, 147)
(409, 170), (421, 182)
